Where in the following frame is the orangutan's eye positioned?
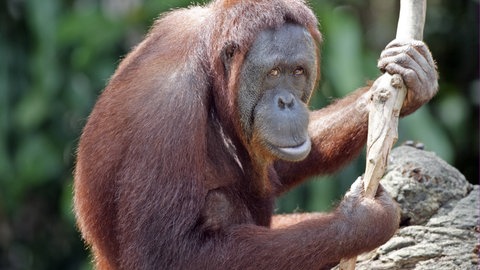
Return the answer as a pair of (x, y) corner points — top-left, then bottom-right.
(293, 67), (304, 76)
(268, 68), (280, 77)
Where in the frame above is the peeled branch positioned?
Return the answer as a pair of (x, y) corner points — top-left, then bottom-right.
(338, 0), (426, 269)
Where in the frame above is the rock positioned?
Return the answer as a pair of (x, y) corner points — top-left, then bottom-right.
(382, 146), (473, 226)
(336, 146), (479, 270)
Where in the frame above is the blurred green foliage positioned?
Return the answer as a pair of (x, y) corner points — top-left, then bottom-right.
(0, 0), (477, 269)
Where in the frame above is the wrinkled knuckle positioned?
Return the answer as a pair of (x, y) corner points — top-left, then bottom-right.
(394, 55), (408, 65)
(387, 39), (402, 49)
(377, 59), (385, 68)
(403, 69), (416, 79)
(404, 44), (414, 53)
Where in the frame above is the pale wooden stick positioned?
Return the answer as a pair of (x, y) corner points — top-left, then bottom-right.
(338, 1), (426, 269)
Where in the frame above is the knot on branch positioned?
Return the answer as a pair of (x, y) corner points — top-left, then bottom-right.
(390, 74), (404, 89)
(372, 88), (391, 103)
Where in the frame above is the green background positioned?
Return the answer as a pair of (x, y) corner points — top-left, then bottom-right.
(0, 0), (478, 269)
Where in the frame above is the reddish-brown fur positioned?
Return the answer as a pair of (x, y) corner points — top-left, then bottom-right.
(74, 1), (399, 269)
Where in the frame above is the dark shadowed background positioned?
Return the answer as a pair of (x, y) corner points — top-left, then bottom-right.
(0, 0), (478, 269)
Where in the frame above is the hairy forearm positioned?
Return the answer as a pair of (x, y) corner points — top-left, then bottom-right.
(271, 213), (326, 229)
